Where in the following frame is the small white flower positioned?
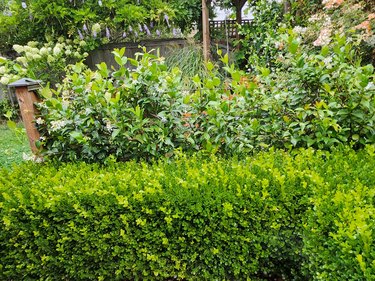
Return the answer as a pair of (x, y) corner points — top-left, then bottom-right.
(21, 2), (27, 9)
(0, 66), (6, 74)
(106, 121), (113, 131)
(34, 157), (43, 163)
(50, 120), (67, 131)
(293, 26), (307, 34)
(35, 117), (45, 125)
(365, 82), (375, 91)
(323, 56), (332, 64)
(62, 100), (70, 108)
(23, 153), (34, 161)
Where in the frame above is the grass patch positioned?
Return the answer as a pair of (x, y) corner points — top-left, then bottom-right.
(0, 123), (30, 168)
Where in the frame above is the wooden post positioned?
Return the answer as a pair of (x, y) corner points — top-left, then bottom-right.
(202, 0), (211, 61)
(8, 79), (42, 154)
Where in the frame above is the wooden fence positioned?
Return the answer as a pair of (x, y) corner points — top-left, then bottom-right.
(86, 38), (187, 70)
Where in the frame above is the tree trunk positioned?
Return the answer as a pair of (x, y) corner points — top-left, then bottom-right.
(234, 0), (247, 41)
(202, 0), (211, 61)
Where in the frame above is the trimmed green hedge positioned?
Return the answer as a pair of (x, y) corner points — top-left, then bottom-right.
(1, 147), (375, 280)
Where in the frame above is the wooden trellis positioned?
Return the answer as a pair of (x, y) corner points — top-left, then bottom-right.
(209, 19), (252, 38)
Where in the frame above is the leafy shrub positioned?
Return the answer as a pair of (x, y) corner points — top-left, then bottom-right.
(255, 32), (375, 149)
(37, 48), (190, 162)
(1, 147), (375, 280)
(36, 36), (375, 162)
(302, 145), (375, 280)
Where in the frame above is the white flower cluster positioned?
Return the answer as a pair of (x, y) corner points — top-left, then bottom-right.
(13, 38), (88, 65)
(0, 38), (90, 85)
(313, 16), (332, 46)
(293, 26), (308, 35)
(50, 120), (68, 131)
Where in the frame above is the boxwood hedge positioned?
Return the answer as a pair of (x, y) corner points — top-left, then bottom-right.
(1, 147), (375, 280)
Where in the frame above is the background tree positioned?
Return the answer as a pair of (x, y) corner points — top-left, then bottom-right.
(0, 0), (178, 55)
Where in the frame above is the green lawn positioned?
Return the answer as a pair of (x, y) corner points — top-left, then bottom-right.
(0, 123), (30, 168)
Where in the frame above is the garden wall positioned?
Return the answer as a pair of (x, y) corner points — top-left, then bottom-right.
(86, 38), (187, 70)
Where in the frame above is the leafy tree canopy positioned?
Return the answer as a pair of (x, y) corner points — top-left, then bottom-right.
(0, 0), (181, 54)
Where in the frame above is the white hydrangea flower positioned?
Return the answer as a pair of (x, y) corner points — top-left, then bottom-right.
(16, 56), (27, 64)
(25, 52), (34, 60)
(47, 55), (55, 63)
(40, 47), (49, 56)
(53, 46), (62, 56)
(13, 44), (24, 53)
(0, 76), (10, 85)
(23, 46), (32, 53)
(27, 41), (39, 48)
(0, 66), (6, 74)
(79, 41), (87, 47)
(92, 23), (101, 35)
(30, 47), (39, 54)
(32, 54), (42, 60)
(65, 50), (72, 56)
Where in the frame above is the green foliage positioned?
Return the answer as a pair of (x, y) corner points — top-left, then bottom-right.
(1, 147), (375, 279)
(165, 42), (211, 89)
(37, 48), (188, 162)
(0, 123), (30, 168)
(255, 32), (375, 149)
(37, 38), (374, 162)
(302, 145), (375, 280)
(0, 0), (183, 55)
(0, 98), (19, 121)
(236, 0), (285, 70)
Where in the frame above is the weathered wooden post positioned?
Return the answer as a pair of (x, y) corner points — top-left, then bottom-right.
(8, 78), (42, 154)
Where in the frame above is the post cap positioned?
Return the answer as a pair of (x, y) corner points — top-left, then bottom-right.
(8, 78), (42, 88)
